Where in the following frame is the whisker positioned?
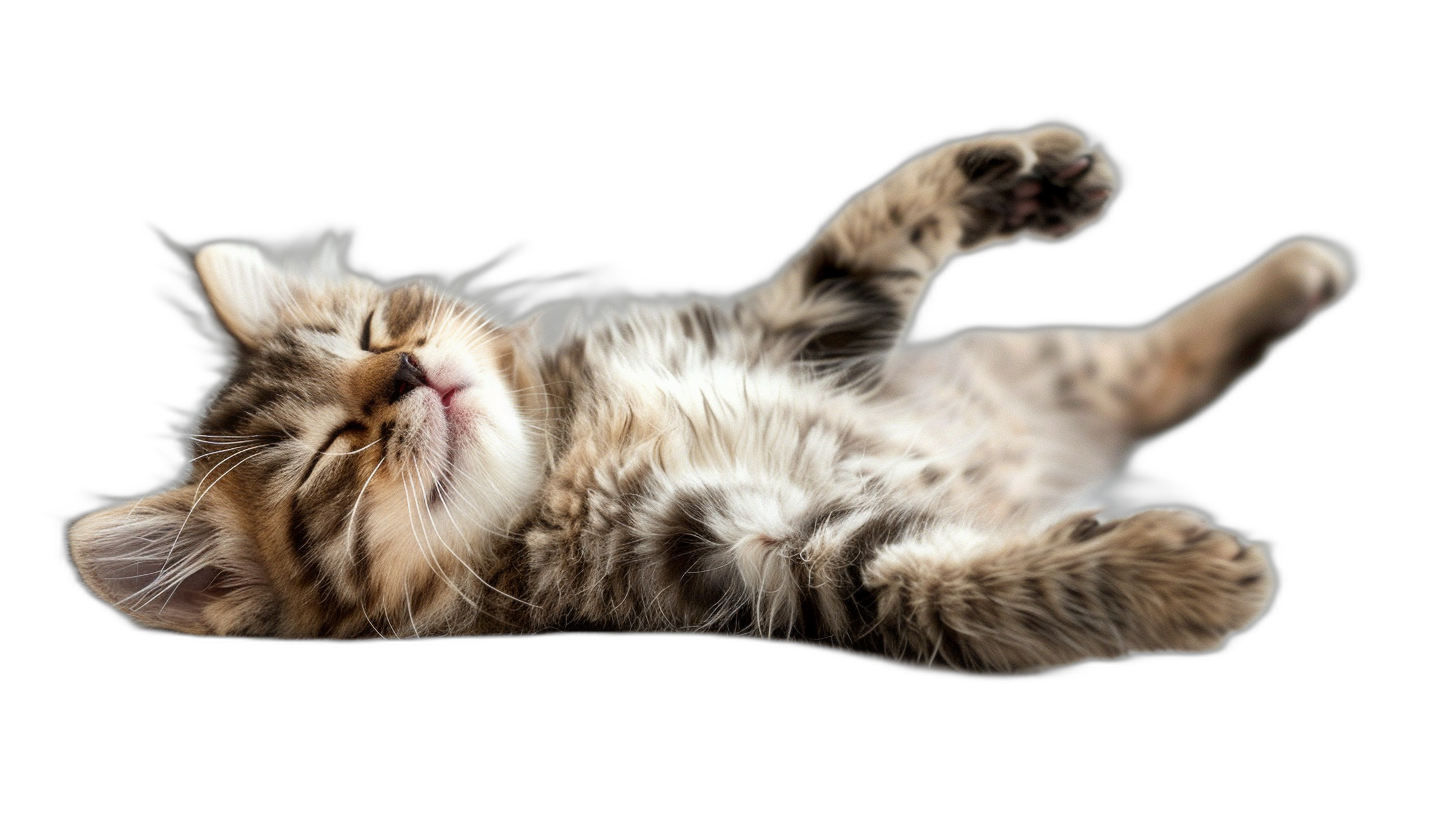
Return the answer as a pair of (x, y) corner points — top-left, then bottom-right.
(174, 448), (268, 549)
(344, 452), (388, 554)
(420, 484), (532, 628)
(192, 444), (270, 497)
(189, 444), (253, 463)
(316, 438), (380, 458)
(399, 462), (481, 630)
(428, 470), (538, 609)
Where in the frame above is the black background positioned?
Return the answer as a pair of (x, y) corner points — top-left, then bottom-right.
(36, 39), (1421, 740)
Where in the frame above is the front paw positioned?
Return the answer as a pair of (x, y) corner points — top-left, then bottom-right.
(957, 126), (1116, 240)
(1068, 509), (1273, 652)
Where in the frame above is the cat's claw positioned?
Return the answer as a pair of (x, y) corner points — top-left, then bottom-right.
(1051, 154), (1093, 184)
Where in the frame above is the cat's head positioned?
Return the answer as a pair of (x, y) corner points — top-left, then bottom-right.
(69, 240), (547, 636)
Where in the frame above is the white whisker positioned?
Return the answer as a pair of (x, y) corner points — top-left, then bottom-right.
(427, 470), (538, 609)
(163, 448), (269, 570)
(193, 443), (271, 498)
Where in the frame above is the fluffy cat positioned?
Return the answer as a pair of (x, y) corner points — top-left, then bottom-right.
(69, 125), (1350, 671)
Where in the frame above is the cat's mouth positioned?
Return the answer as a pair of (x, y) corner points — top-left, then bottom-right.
(391, 358), (477, 505)
(418, 377), (484, 506)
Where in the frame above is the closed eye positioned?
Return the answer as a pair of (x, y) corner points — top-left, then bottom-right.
(298, 422), (369, 487)
(360, 309), (375, 351)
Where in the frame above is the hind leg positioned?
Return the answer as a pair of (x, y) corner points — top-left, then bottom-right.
(1117, 239), (1352, 436)
(881, 239), (1352, 515)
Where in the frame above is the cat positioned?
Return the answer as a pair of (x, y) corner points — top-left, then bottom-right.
(69, 125), (1351, 671)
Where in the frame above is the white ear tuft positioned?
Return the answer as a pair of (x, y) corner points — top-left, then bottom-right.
(194, 242), (295, 348)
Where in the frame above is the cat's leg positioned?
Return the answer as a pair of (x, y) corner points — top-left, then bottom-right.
(1116, 239), (1353, 436)
(929, 239), (1353, 441)
(562, 475), (1268, 670)
(877, 238), (1353, 514)
(859, 509), (1272, 670)
(743, 126), (1116, 389)
(746, 505), (1268, 670)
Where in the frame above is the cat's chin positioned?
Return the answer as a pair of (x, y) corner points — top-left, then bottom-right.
(435, 386), (543, 535)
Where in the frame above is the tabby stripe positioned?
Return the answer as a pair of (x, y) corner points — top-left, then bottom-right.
(360, 309), (375, 351)
(349, 517), (374, 605)
(801, 243), (854, 287)
(286, 496), (353, 634)
(840, 508), (937, 639)
(957, 144), (1023, 185)
(793, 247), (912, 388)
(780, 505), (934, 643)
(655, 486), (728, 614)
(318, 602), (364, 638)
(793, 553), (826, 641)
(799, 304), (904, 383)
(378, 420), (396, 460)
(384, 286), (427, 335)
(409, 574), (446, 622)
(689, 304), (720, 357)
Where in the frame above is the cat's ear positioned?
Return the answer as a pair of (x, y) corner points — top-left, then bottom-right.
(69, 487), (276, 635)
(193, 242), (294, 349)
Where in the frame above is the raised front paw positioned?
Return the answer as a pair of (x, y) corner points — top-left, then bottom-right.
(1059, 509), (1273, 652)
(957, 126), (1116, 240)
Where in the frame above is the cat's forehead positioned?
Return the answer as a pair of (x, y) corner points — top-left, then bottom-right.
(378, 282), (434, 334)
(282, 280), (442, 335)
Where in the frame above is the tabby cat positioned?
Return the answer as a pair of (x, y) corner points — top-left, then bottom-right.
(69, 126), (1350, 671)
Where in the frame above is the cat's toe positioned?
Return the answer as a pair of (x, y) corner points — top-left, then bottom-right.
(1018, 128), (1116, 237)
(952, 127), (1116, 242)
(1105, 510), (1273, 651)
(1028, 153), (1114, 236)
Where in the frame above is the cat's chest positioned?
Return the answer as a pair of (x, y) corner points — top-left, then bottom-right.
(547, 348), (951, 510)
(590, 354), (841, 464)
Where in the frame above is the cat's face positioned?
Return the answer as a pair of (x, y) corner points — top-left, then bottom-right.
(70, 243), (545, 636)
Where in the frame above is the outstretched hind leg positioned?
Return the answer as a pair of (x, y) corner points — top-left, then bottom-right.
(908, 238), (1353, 438)
(879, 239), (1352, 517)
(1117, 239), (1352, 436)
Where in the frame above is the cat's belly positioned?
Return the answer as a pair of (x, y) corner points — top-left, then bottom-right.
(526, 356), (1025, 627)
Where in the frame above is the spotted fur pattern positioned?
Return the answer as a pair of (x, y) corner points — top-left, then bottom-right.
(70, 126), (1351, 670)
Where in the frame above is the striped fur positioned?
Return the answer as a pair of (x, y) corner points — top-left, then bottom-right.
(70, 126), (1351, 670)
